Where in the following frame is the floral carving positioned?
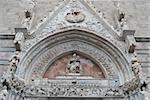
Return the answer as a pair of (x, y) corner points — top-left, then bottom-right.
(24, 84), (123, 97)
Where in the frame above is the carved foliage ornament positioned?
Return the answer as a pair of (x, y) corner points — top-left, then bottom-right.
(24, 85), (123, 97)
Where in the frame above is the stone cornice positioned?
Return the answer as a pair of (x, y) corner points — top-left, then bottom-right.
(0, 34), (15, 40)
(135, 37), (150, 42)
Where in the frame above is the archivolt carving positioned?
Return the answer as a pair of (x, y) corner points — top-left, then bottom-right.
(25, 41), (119, 83)
(17, 29), (132, 85)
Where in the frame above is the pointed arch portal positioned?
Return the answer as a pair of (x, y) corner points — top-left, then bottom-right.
(18, 29), (132, 83)
(5, 0), (140, 99)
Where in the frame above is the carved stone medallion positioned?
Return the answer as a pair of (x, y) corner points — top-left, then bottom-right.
(65, 10), (85, 23)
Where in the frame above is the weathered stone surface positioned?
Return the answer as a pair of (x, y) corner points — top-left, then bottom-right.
(0, 52), (14, 60)
(0, 40), (14, 48)
(0, 0), (149, 100)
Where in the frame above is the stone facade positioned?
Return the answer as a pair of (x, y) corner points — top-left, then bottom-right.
(0, 0), (150, 100)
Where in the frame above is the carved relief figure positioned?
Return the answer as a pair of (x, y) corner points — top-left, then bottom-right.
(9, 51), (20, 74)
(67, 53), (81, 74)
(131, 61), (142, 77)
(44, 53), (105, 79)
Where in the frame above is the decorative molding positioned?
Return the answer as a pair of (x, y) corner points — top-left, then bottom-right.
(23, 28), (125, 53)
(24, 85), (123, 98)
(135, 37), (150, 42)
(23, 79), (123, 98)
(0, 34), (15, 40)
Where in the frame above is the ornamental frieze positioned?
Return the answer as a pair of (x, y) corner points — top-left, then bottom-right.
(25, 85), (123, 97)
(24, 79), (123, 97)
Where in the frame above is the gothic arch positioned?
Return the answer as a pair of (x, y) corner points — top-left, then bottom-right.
(17, 28), (133, 85)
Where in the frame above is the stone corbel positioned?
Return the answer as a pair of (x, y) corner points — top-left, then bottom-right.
(126, 35), (136, 53)
(120, 78), (140, 97)
(14, 28), (27, 51)
(121, 30), (136, 53)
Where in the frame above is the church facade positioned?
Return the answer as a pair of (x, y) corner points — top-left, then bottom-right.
(0, 0), (149, 100)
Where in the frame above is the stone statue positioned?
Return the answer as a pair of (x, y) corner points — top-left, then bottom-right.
(9, 51), (20, 74)
(67, 53), (81, 74)
(131, 61), (142, 77)
(9, 51), (20, 66)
